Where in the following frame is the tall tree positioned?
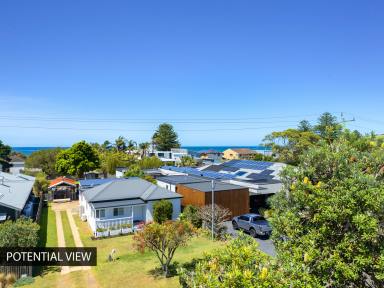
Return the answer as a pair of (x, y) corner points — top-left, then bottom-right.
(139, 142), (150, 158)
(314, 112), (342, 142)
(25, 148), (62, 177)
(270, 140), (384, 287)
(114, 136), (127, 152)
(297, 120), (312, 132)
(152, 123), (180, 151)
(0, 140), (11, 172)
(55, 141), (100, 178)
(264, 129), (320, 165)
(126, 140), (137, 154)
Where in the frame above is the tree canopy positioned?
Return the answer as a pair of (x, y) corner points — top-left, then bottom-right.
(55, 141), (100, 178)
(270, 140), (384, 287)
(152, 123), (180, 151)
(0, 218), (39, 247)
(25, 148), (63, 177)
(0, 140), (12, 171)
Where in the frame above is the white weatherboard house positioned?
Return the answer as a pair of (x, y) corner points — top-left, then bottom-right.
(79, 178), (182, 235)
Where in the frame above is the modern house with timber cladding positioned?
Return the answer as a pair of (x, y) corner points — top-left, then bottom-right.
(176, 181), (249, 217)
(79, 177), (182, 235)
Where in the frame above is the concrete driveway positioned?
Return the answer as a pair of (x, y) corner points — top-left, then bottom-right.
(224, 221), (276, 257)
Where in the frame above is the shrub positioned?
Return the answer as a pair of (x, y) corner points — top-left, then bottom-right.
(14, 276), (34, 287)
(153, 200), (173, 224)
(182, 205), (202, 228)
(0, 218), (39, 247)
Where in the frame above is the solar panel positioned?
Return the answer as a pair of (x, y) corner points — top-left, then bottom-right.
(161, 166), (236, 180)
(224, 160), (273, 170)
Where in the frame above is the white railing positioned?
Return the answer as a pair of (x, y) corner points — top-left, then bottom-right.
(96, 216), (133, 230)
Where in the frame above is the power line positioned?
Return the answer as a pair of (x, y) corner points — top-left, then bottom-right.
(0, 124), (295, 132)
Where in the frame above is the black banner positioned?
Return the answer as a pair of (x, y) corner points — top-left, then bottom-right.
(0, 247), (97, 266)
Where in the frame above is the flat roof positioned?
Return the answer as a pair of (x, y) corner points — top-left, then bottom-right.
(157, 175), (209, 185)
(180, 181), (247, 192)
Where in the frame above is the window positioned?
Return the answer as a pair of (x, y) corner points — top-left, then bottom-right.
(113, 207), (124, 217)
(96, 209), (105, 219)
(251, 216), (266, 223)
(239, 215), (249, 221)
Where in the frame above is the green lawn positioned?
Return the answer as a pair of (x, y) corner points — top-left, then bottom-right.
(61, 211), (76, 247)
(37, 205), (57, 247)
(28, 210), (224, 288)
(74, 215), (224, 288)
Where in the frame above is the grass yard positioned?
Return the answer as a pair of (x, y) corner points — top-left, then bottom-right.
(37, 204), (57, 247)
(60, 211), (76, 247)
(28, 207), (224, 288)
(73, 215), (224, 288)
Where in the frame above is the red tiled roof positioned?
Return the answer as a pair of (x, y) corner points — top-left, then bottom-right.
(49, 177), (77, 189)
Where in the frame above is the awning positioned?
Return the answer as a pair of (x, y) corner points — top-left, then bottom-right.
(91, 199), (145, 209)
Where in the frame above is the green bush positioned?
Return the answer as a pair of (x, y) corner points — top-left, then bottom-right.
(0, 218), (39, 247)
(153, 200), (173, 223)
(182, 205), (202, 228)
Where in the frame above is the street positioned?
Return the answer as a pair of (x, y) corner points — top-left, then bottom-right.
(224, 221), (276, 257)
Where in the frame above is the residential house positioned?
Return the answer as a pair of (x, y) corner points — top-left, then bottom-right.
(176, 181), (249, 217)
(157, 175), (209, 192)
(9, 155), (25, 175)
(223, 148), (258, 160)
(148, 148), (188, 163)
(0, 172), (35, 221)
(79, 178), (182, 235)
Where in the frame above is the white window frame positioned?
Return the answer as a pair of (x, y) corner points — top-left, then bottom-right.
(96, 209), (105, 219)
(113, 207), (124, 217)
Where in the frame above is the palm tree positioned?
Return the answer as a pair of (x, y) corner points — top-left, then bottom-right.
(115, 136), (127, 152)
(127, 140), (137, 154)
(139, 142), (150, 159)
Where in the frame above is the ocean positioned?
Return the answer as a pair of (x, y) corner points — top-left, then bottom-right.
(13, 146), (271, 156)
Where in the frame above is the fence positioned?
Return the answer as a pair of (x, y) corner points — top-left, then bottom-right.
(0, 265), (32, 279)
(35, 193), (44, 223)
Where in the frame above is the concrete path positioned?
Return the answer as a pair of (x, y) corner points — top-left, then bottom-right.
(55, 211), (70, 274)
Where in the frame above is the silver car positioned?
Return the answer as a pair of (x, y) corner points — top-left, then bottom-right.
(232, 213), (272, 238)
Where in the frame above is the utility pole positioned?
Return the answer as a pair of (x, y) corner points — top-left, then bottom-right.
(211, 179), (215, 241)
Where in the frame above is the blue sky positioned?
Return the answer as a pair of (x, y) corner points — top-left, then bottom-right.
(1, 0), (383, 146)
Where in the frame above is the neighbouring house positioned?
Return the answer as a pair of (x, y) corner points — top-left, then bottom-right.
(161, 159), (285, 213)
(148, 148), (188, 163)
(157, 175), (209, 192)
(48, 177), (78, 201)
(9, 155), (25, 175)
(0, 172), (36, 221)
(79, 177), (182, 235)
(116, 167), (128, 178)
(176, 181), (249, 217)
(196, 149), (223, 162)
(223, 148), (258, 160)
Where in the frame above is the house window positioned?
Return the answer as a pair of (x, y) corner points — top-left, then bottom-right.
(96, 209), (105, 219)
(113, 207), (124, 217)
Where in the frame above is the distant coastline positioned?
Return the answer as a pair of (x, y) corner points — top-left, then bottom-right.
(13, 145), (271, 156)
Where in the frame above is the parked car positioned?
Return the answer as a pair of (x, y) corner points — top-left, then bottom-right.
(232, 213), (272, 237)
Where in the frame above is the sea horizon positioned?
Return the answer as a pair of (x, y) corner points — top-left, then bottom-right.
(12, 145), (270, 156)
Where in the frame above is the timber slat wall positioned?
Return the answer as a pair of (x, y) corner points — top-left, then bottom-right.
(0, 265), (32, 279)
(176, 185), (249, 217)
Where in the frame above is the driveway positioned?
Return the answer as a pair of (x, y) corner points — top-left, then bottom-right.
(224, 221), (276, 257)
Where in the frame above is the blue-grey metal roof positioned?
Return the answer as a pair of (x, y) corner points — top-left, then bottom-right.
(79, 178), (125, 188)
(83, 178), (182, 202)
(91, 199), (145, 209)
(0, 172), (35, 211)
(157, 175), (209, 185)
